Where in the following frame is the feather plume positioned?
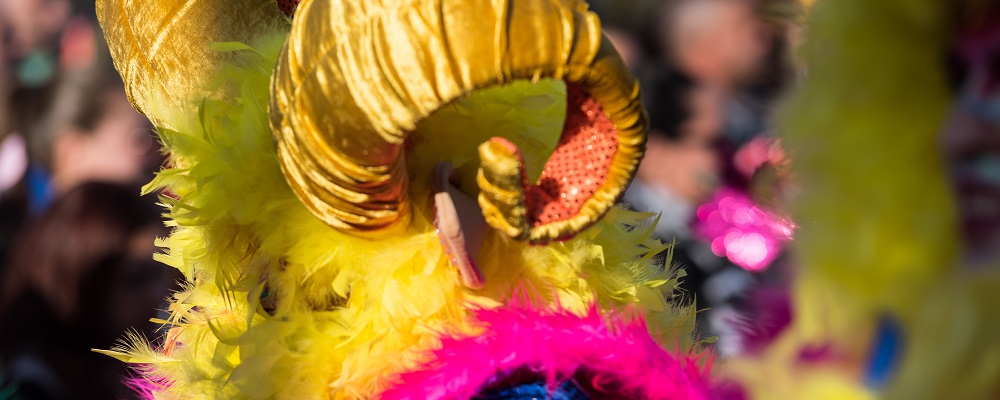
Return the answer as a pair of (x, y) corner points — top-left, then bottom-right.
(379, 303), (712, 400)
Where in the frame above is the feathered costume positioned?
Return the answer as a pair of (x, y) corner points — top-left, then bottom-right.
(723, 0), (1000, 399)
(380, 303), (711, 400)
(95, 0), (708, 398)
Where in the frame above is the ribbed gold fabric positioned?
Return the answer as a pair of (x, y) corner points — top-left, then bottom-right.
(270, 0), (647, 242)
(477, 138), (530, 240)
(97, 0), (288, 130)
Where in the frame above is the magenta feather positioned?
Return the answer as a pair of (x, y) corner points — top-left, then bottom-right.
(124, 370), (171, 400)
(380, 304), (712, 400)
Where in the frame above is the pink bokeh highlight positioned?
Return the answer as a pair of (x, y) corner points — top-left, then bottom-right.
(695, 187), (794, 272)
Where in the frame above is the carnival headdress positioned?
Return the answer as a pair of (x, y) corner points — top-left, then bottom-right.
(97, 0), (707, 398)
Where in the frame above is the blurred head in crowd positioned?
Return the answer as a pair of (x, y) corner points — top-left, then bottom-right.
(639, 86), (724, 206)
(664, 0), (774, 88)
(11, 60), (156, 203)
(0, 182), (174, 400)
(1, 0), (131, 282)
(942, 6), (1000, 268)
(0, 0), (71, 59)
(2, 0), (140, 191)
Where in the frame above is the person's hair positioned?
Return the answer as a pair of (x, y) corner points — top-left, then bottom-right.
(641, 69), (694, 141)
(0, 181), (162, 327)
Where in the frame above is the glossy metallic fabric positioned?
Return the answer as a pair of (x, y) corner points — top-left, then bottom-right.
(270, 0), (648, 242)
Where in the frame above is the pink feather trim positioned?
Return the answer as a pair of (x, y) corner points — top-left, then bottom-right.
(380, 304), (712, 400)
(124, 369), (171, 400)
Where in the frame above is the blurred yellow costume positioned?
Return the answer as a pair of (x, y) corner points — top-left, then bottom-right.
(724, 1), (1000, 399)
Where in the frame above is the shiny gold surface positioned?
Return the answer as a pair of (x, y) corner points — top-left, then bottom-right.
(270, 0), (648, 241)
(97, 0), (288, 130)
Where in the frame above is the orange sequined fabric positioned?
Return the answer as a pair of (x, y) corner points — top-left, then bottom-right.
(527, 84), (619, 227)
(276, 0), (299, 16)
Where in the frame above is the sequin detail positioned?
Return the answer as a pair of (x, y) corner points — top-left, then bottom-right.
(276, 0), (300, 16)
(527, 84), (618, 227)
(476, 380), (588, 400)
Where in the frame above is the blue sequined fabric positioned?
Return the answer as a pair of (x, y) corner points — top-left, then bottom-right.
(476, 380), (589, 400)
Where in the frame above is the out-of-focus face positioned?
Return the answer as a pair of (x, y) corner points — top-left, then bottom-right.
(53, 91), (156, 192)
(0, 0), (70, 57)
(667, 0), (773, 87)
(942, 13), (1000, 267)
(714, 1), (772, 84)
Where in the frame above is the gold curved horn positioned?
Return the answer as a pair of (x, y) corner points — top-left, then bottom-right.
(271, 0), (647, 241)
(98, 0), (288, 129)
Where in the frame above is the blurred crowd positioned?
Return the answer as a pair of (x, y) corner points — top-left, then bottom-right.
(592, 0), (801, 355)
(0, 0), (177, 398)
(0, 0), (801, 398)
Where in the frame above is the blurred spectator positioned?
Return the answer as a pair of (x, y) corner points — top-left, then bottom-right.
(0, 0), (158, 269)
(665, 0), (773, 90)
(0, 182), (177, 400)
(662, 0), (781, 147)
(14, 64), (156, 214)
(0, 0), (71, 61)
(0, 3), (172, 397)
(0, 0), (73, 136)
(630, 86), (725, 239)
(608, 0), (800, 353)
(943, 14), (1000, 269)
